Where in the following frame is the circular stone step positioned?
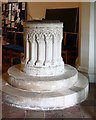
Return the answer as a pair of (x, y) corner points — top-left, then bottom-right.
(7, 64), (78, 92)
(2, 72), (89, 110)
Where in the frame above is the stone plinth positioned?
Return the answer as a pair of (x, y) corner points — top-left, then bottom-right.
(2, 72), (88, 110)
(2, 21), (89, 110)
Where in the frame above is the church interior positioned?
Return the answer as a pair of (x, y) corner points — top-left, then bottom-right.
(0, 2), (96, 119)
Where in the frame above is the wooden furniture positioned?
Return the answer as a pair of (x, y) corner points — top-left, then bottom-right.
(2, 31), (24, 66)
(2, 31), (15, 64)
(62, 32), (78, 65)
(45, 8), (79, 66)
(11, 32), (24, 65)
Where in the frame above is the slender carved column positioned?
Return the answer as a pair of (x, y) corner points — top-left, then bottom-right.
(56, 29), (64, 64)
(35, 34), (45, 66)
(57, 39), (63, 63)
(34, 36), (37, 65)
(28, 35), (36, 65)
(25, 34), (29, 64)
(51, 30), (60, 65)
(44, 33), (52, 66)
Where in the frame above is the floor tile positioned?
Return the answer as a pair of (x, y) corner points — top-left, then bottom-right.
(0, 102), (2, 120)
(80, 100), (95, 106)
(87, 90), (95, 101)
(80, 106), (95, 119)
(25, 110), (45, 118)
(2, 103), (26, 118)
(62, 105), (82, 118)
(44, 110), (63, 118)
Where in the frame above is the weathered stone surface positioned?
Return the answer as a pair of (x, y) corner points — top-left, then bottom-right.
(7, 64), (78, 92)
(2, 73), (88, 110)
(23, 22), (64, 76)
(2, 21), (89, 110)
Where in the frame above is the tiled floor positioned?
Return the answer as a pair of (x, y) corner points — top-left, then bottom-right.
(1, 83), (96, 119)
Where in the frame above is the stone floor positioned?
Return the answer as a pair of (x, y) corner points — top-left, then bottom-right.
(1, 83), (96, 119)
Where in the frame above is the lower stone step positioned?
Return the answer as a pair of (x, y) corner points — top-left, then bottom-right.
(2, 73), (89, 110)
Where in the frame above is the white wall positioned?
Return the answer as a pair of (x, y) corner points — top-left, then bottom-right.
(27, 2), (80, 20)
(78, 2), (95, 83)
(79, 2), (90, 72)
(89, 2), (94, 74)
(94, 2), (96, 75)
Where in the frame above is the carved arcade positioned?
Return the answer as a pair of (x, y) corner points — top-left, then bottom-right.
(22, 22), (65, 76)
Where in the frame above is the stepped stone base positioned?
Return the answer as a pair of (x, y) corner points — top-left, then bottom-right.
(2, 64), (89, 110)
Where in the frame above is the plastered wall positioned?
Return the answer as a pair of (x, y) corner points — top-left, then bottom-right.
(94, 2), (96, 74)
(27, 2), (80, 20)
